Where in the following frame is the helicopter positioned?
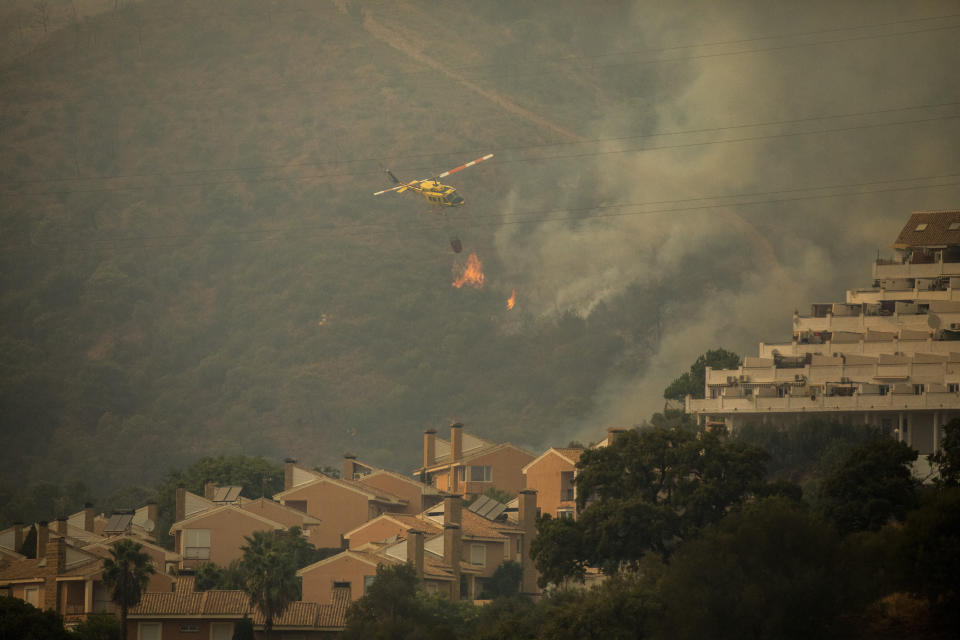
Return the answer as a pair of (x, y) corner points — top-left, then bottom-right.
(374, 153), (493, 252)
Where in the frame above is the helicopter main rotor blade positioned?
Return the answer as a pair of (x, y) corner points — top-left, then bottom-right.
(436, 153), (494, 179)
(374, 179), (422, 196)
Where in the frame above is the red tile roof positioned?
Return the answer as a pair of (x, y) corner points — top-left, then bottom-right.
(892, 210), (960, 248)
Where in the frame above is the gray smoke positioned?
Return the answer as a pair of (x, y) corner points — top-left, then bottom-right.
(493, 0), (960, 443)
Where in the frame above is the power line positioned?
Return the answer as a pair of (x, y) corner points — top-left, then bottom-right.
(441, 12), (960, 73)
(4, 110), (959, 198)
(5, 100), (959, 188)
(10, 172), (959, 254)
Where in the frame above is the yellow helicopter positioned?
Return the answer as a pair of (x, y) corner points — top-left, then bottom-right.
(374, 153), (494, 207)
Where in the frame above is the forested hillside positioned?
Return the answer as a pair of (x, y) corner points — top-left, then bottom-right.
(0, 0), (678, 498)
(3, 0), (959, 511)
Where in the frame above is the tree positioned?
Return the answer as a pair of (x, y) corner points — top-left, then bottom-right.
(482, 560), (522, 599)
(0, 596), (71, 640)
(239, 530), (299, 640)
(658, 498), (850, 640)
(231, 616), (255, 640)
(70, 613), (121, 640)
(342, 563), (424, 640)
(536, 573), (661, 640)
(532, 426), (768, 584)
(930, 417), (960, 486)
(101, 539), (155, 640)
(663, 348), (741, 402)
(817, 438), (918, 535)
(530, 515), (587, 587)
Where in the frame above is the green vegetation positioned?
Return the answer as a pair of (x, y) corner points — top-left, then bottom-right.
(0, 596), (72, 640)
(663, 348), (742, 402)
(100, 540), (155, 640)
(0, 0), (714, 507)
(532, 425), (767, 580)
(238, 530), (301, 639)
(341, 424), (960, 639)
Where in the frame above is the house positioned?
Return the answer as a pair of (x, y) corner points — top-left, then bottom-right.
(0, 522), (174, 626)
(300, 492), (540, 602)
(522, 446), (584, 520)
(169, 503), (285, 570)
(413, 423), (536, 498)
(343, 455), (445, 515)
(273, 462), (409, 549)
(127, 572), (350, 639)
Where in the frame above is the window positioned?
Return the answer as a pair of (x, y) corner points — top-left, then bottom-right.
(24, 587), (39, 606)
(470, 543), (486, 567)
(504, 540), (510, 560)
(178, 623), (199, 633)
(183, 529), (210, 559)
(950, 383), (959, 393)
(916, 223), (928, 231)
(285, 500), (307, 513)
(914, 384), (925, 395)
(558, 509), (575, 520)
(138, 622), (162, 640)
(466, 466), (492, 482)
(950, 222), (960, 230)
(363, 575), (376, 594)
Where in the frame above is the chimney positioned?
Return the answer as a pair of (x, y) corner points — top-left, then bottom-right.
(46, 535), (66, 574)
(146, 501), (158, 526)
(406, 529), (425, 579)
(83, 503), (95, 533)
(423, 429), (437, 468)
(204, 480), (216, 501)
(36, 521), (49, 559)
(343, 454), (357, 481)
(444, 495), (462, 527)
(12, 522), (23, 553)
(284, 458), (297, 491)
(444, 523), (462, 600)
(450, 423), (463, 463)
(55, 516), (68, 535)
(175, 486), (186, 522)
(518, 490), (539, 596)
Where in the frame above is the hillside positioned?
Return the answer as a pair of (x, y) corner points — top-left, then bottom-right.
(0, 0), (671, 496)
(3, 0), (959, 506)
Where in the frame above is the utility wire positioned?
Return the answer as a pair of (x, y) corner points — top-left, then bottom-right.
(10, 172), (959, 254)
(4, 100), (959, 188)
(4, 110), (959, 197)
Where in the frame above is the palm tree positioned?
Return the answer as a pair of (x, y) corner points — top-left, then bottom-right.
(240, 530), (299, 639)
(101, 539), (155, 640)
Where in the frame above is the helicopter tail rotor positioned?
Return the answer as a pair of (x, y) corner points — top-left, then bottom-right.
(386, 169), (400, 184)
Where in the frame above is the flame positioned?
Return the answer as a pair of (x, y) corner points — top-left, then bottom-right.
(506, 289), (517, 310)
(452, 253), (485, 289)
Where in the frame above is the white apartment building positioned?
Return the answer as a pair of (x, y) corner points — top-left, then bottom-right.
(686, 210), (960, 457)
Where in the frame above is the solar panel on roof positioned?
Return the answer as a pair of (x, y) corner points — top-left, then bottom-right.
(105, 513), (133, 533)
(468, 495), (508, 521)
(213, 486), (243, 502)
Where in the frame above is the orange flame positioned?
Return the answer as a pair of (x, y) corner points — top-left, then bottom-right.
(452, 253), (485, 289)
(507, 289), (517, 310)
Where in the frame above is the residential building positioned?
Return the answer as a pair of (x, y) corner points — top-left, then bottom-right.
(522, 447), (584, 519)
(414, 423), (536, 498)
(300, 492), (540, 602)
(273, 463), (409, 548)
(0, 522), (174, 627)
(343, 455), (445, 515)
(127, 572), (349, 639)
(687, 211), (960, 464)
(170, 503), (285, 570)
